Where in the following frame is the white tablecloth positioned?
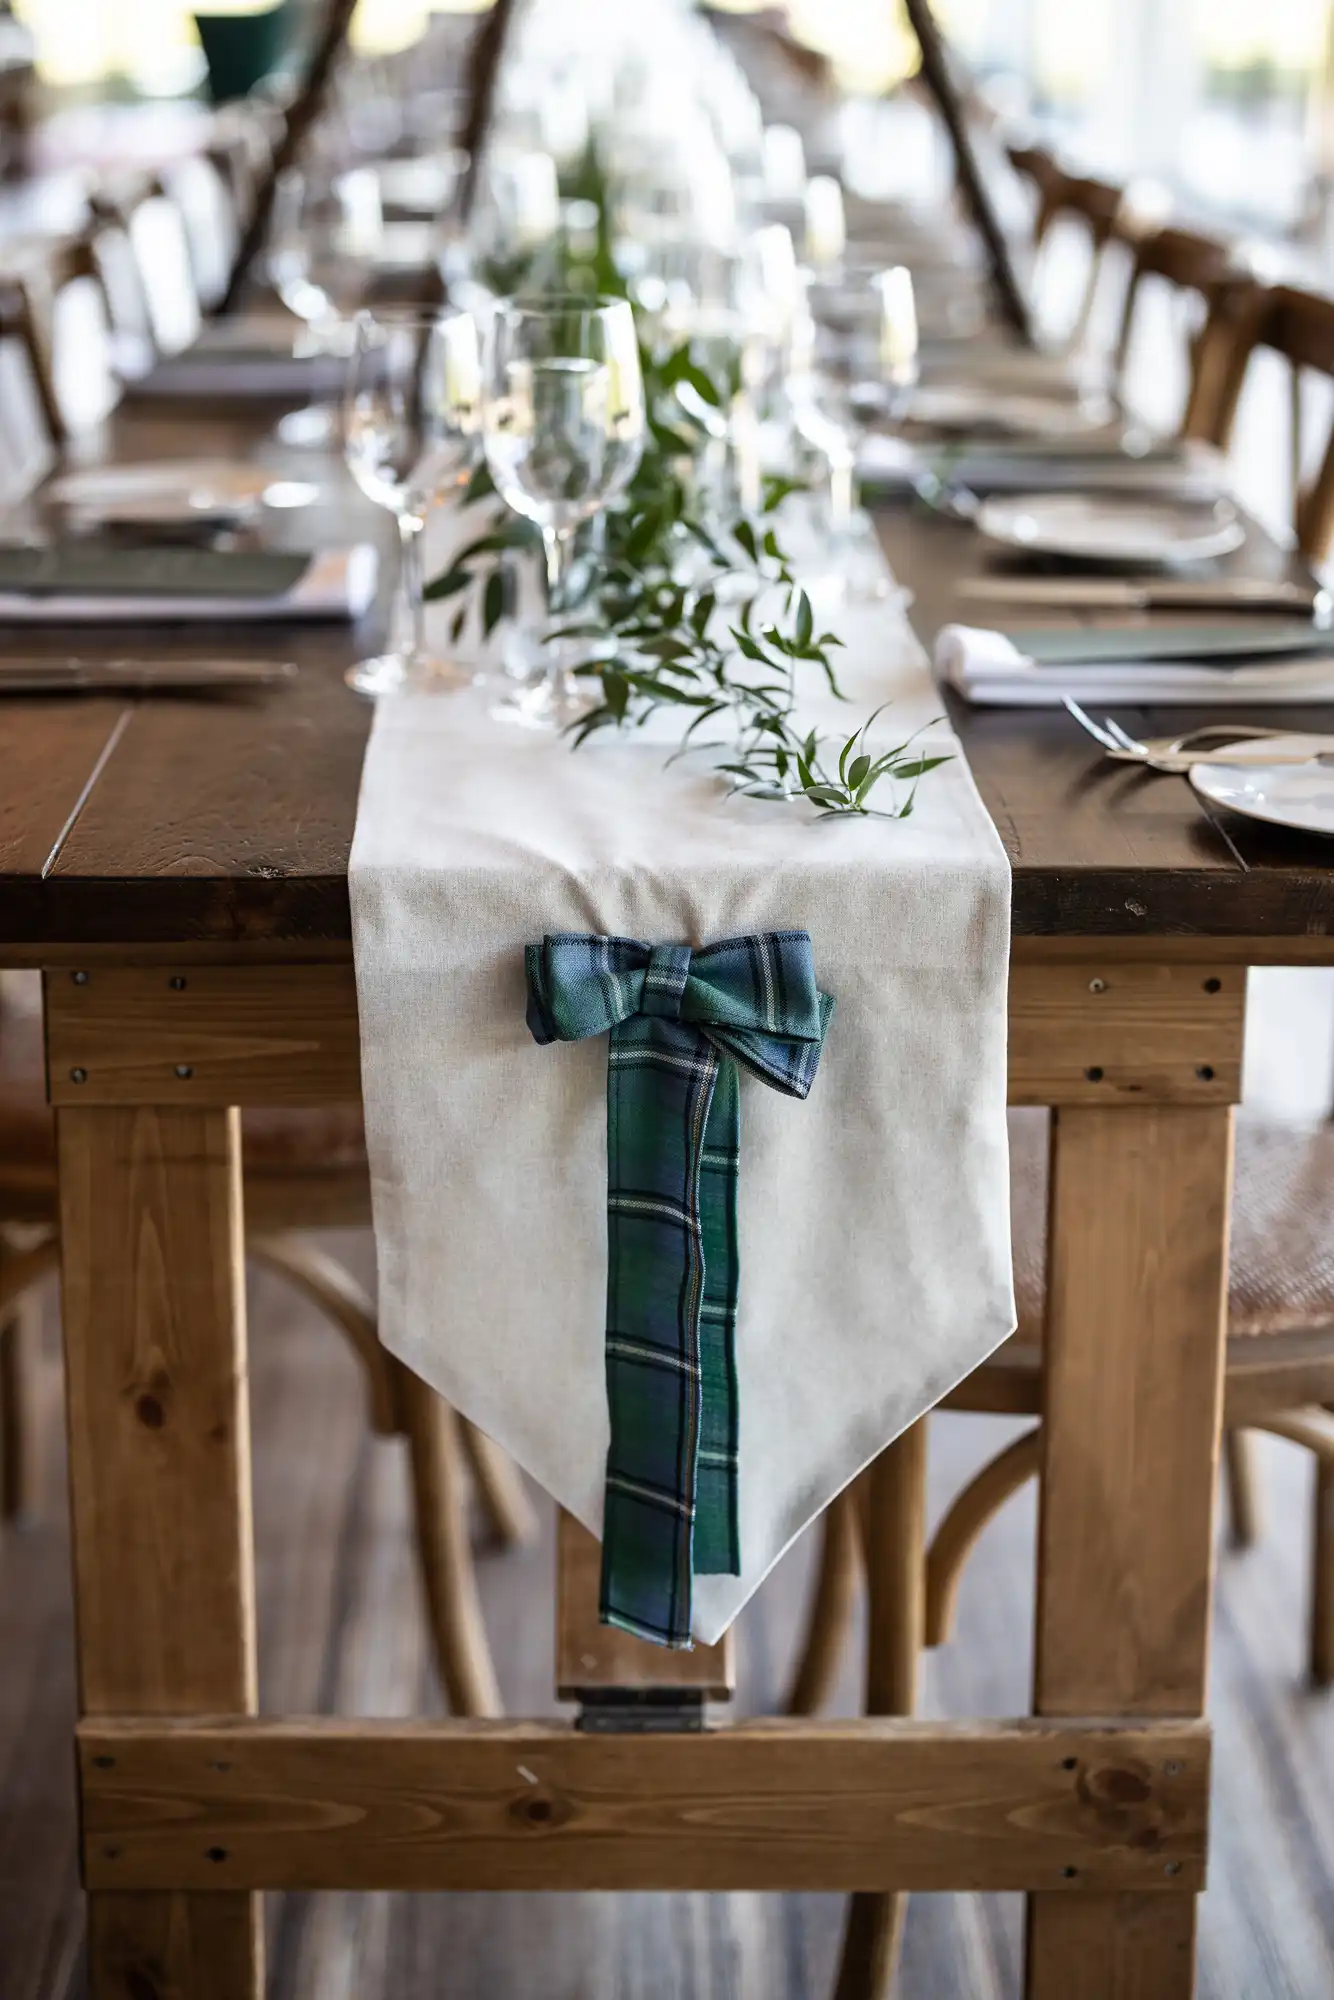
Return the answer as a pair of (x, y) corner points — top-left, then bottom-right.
(350, 570), (1015, 1644)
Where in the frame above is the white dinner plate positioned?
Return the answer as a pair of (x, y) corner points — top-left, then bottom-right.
(48, 461), (287, 526)
(905, 383), (1116, 438)
(1190, 744), (1334, 837)
(975, 492), (1246, 567)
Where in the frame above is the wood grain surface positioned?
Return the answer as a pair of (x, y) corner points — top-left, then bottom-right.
(2, 404), (1334, 947)
(1026, 1103), (1235, 1996)
(5, 1262), (1333, 1999)
(77, 1714), (1208, 1896)
(58, 1103), (261, 1996)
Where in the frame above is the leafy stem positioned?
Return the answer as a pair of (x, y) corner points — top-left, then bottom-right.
(426, 156), (950, 821)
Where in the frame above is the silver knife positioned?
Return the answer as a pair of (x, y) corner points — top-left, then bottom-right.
(957, 576), (1326, 614)
(0, 657), (299, 692)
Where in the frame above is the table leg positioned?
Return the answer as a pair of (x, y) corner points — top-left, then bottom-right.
(58, 1105), (260, 2000)
(832, 1420), (928, 2000)
(1026, 1104), (1233, 1999)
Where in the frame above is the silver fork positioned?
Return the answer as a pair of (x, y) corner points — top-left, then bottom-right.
(1062, 698), (1334, 772)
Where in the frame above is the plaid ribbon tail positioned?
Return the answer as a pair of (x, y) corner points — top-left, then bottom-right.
(599, 1015), (742, 1649)
(525, 930), (831, 1650)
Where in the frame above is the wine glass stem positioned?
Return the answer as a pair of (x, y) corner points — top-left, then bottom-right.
(829, 453), (856, 536)
(397, 512), (427, 667)
(542, 525), (576, 696)
(542, 523), (571, 607)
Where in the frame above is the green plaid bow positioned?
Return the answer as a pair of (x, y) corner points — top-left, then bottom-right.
(526, 932), (833, 1648)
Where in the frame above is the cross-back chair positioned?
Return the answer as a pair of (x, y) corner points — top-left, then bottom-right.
(88, 169), (205, 366)
(783, 267), (1334, 1998)
(1107, 219), (1238, 421)
(789, 1107), (1334, 1715)
(0, 228), (121, 443)
(1199, 280), (1334, 561)
(1004, 147), (1128, 350)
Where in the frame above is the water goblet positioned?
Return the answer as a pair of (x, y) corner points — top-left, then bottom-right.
(483, 294), (646, 730)
(343, 306), (482, 698)
(269, 165), (383, 448)
(790, 265), (918, 601)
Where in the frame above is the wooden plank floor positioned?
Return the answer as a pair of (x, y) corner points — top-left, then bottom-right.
(3, 1241), (1333, 1999)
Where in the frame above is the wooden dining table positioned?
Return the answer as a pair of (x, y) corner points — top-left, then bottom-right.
(6, 394), (1333, 2000)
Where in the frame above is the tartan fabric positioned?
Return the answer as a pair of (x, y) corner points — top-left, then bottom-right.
(525, 932), (833, 1647)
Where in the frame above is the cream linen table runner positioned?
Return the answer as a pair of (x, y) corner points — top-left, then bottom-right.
(350, 572), (1015, 1645)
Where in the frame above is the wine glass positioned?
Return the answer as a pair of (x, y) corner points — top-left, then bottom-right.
(483, 295), (646, 729)
(269, 165), (384, 448)
(790, 265), (918, 601)
(343, 307), (482, 698)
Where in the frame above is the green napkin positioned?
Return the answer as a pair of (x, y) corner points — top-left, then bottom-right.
(0, 544), (311, 600)
(1010, 620), (1328, 666)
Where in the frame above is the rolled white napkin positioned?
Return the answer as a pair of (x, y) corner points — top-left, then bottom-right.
(0, 545), (379, 625)
(936, 622), (1334, 706)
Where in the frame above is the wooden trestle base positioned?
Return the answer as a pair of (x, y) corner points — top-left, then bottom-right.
(48, 947), (1243, 1999)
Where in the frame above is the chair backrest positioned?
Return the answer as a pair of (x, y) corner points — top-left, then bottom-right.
(2, 231), (120, 444)
(1003, 149), (1125, 349)
(0, 280), (57, 503)
(1203, 282), (1334, 560)
(88, 171), (203, 366)
(1030, 166), (1124, 257)
(1103, 221), (1240, 437)
(159, 151), (243, 314)
(1004, 142), (1060, 210)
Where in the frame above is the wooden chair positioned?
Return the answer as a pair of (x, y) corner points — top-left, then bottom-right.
(0, 229), (122, 443)
(0, 985), (532, 1717)
(788, 1108), (1334, 1719)
(0, 280), (56, 501)
(1107, 220), (1238, 418)
(161, 147), (248, 312)
(1198, 281), (1334, 561)
(0, 223), (533, 1717)
(1004, 147), (1126, 350)
(88, 170), (206, 365)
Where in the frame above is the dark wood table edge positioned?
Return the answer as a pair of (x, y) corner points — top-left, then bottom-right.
(4, 934), (1334, 969)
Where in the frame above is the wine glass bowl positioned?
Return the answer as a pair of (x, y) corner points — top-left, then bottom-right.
(343, 306), (482, 699)
(268, 165), (385, 447)
(790, 264), (918, 602)
(483, 294), (645, 729)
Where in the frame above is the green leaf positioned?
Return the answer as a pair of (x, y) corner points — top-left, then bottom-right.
(482, 568), (509, 637)
(638, 636), (696, 661)
(847, 754), (872, 791)
(761, 474), (804, 512)
(423, 566), (473, 602)
(462, 458), (496, 505)
(891, 756), (952, 780)
(676, 359), (722, 406)
(793, 589), (813, 649)
(604, 670), (630, 722)
(733, 519), (758, 564)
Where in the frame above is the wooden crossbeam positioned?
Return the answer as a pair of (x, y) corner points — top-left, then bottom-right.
(79, 1715), (1208, 1896)
(1005, 960), (1245, 1106)
(43, 959), (1246, 1110)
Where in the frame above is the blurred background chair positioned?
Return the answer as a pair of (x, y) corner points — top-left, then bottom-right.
(0, 134), (533, 1717)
